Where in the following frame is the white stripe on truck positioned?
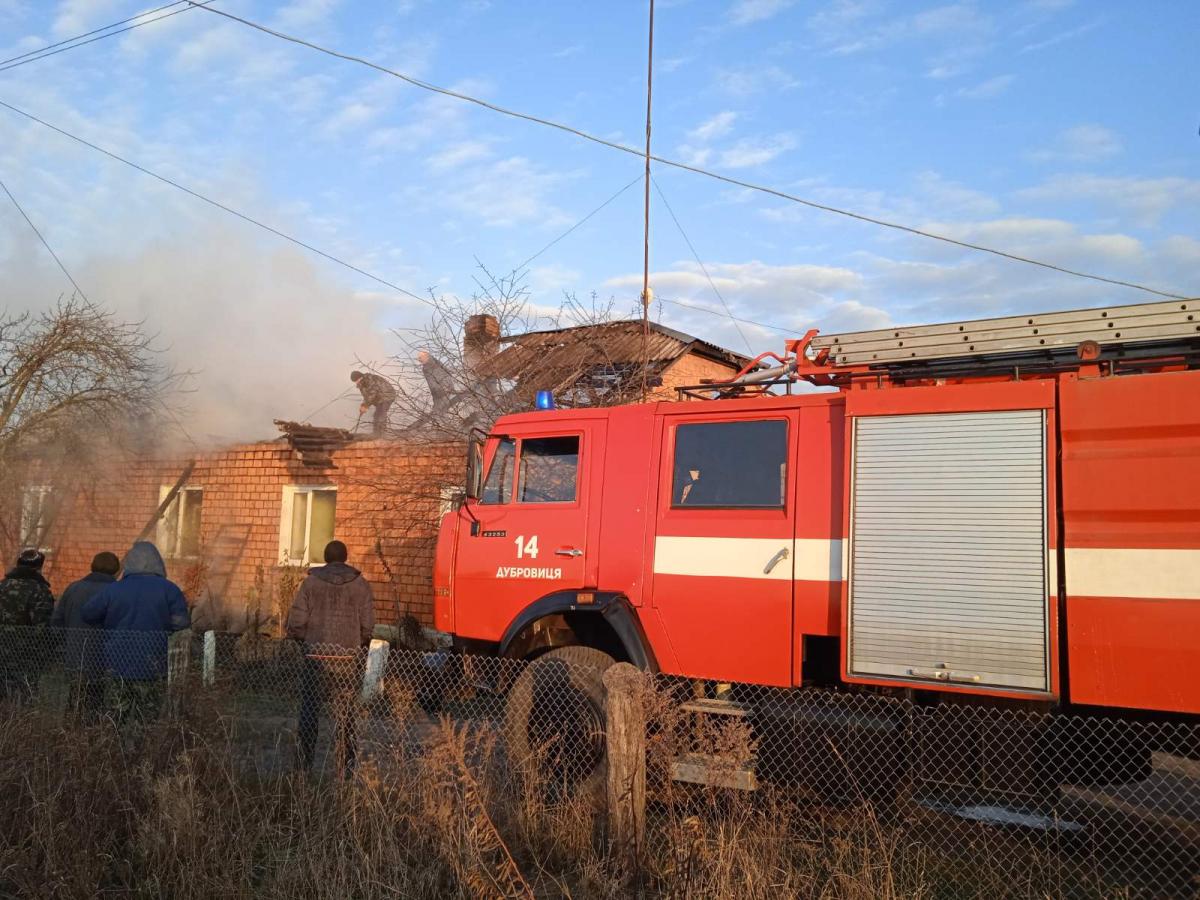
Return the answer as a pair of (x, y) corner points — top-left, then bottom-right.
(1064, 548), (1200, 600)
(653, 536), (843, 582)
(653, 538), (1198, 600)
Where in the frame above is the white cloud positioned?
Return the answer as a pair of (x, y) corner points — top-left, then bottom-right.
(552, 44), (582, 58)
(1028, 124), (1122, 163)
(730, 0), (794, 26)
(955, 73), (1014, 99)
(51, 0), (123, 38)
(274, 0), (342, 29)
(425, 139), (493, 171)
(718, 134), (796, 169)
(760, 171), (999, 224)
(676, 145), (712, 167)
(714, 64), (801, 97)
(1019, 17), (1103, 54)
(443, 156), (576, 228)
(810, 1), (993, 56)
(687, 111), (739, 143)
(528, 263), (581, 295)
(1018, 175), (1200, 226)
(603, 259), (882, 350)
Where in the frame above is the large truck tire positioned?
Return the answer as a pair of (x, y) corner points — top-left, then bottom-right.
(504, 645), (616, 803)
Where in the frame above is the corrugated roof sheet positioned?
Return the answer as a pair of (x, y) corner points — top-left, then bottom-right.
(488, 320), (749, 384)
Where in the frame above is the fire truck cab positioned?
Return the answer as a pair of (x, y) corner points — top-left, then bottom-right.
(434, 298), (1200, 723)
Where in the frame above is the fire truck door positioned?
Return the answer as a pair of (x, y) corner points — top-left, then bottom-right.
(651, 410), (799, 687)
(452, 422), (604, 644)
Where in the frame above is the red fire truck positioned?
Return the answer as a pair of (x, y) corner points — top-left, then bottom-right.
(432, 298), (1199, 782)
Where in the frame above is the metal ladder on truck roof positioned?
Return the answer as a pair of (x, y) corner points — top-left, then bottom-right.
(810, 298), (1199, 367)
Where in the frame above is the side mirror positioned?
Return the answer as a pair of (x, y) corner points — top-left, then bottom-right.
(465, 430), (485, 500)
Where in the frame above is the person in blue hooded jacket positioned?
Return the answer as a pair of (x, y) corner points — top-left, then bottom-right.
(82, 541), (190, 728)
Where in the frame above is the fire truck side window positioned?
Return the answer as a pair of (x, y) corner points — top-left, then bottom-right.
(517, 436), (580, 503)
(672, 420), (787, 508)
(480, 438), (516, 504)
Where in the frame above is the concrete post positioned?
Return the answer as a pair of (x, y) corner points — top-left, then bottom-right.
(202, 630), (216, 687)
(166, 629), (191, 714)
(361, 638), (390, 702)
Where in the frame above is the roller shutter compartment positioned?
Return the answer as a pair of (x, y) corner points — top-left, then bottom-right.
(848, 410), (1049, 692)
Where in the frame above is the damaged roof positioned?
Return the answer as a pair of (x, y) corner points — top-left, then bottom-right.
(274, 420), (358, 466)
(488, 320), (751, 382)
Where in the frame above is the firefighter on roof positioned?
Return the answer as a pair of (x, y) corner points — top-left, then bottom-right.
(350, 370), (397, 437)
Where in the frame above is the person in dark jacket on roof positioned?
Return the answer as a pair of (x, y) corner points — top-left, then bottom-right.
(82, 541), (190, 730)
(351, 370), (397, 437)
(0, 549), (55, 704)
(52, 551), (120, 721)
(287, 539), (375, 775)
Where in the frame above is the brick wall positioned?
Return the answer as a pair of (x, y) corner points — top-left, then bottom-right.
(35, 438), (464, 631)
(655, 352), (743, 399)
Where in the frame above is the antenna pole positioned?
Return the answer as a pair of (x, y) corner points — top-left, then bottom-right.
(640, 0), (655, 401)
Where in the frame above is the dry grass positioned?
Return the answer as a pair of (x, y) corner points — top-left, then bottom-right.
(0, 671), (1151, 900)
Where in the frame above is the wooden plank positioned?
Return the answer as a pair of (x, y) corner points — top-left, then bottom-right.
(679, 698), (749, 717)
(136, 460), (196, 542)
(670, 753), (758, 791)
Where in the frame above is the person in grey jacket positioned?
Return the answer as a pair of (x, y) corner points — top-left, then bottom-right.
(286, 540), (374, 775)
(51, 551), (120, 720)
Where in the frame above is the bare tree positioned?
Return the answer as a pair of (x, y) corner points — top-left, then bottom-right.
(381, 264), (637, 439)
(0, 298), (175, 556)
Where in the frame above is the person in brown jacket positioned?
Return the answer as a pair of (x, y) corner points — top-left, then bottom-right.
(286, 540), (375, 774)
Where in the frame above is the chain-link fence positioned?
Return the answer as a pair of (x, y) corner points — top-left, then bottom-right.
(1, 624), (1197, 898)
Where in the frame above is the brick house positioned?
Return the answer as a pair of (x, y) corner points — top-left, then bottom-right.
(26, 436), (463, 633)
(10, 320), (749, 633)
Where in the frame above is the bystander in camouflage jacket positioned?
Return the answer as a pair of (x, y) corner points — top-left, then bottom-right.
(0, 566), (54, 627)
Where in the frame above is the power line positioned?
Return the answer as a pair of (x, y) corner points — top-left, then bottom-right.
(191, 1), (1194, 303)
(652, 176), (752, 354)
(0, 2), (182, 67)
(0, 98), (434, 307)
(301, 388), (356, 423)
(658, 294), (804, 338)
(0, 2), (214, 75)
(513, 173), (643, 273)
(0, 173), (88, 300)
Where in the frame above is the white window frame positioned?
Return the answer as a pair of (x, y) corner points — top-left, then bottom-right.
(20, 485), (54, 552)
(157, 486), (204, 559)
(438, 484), (459, 516)
(279, 485), (338, 566)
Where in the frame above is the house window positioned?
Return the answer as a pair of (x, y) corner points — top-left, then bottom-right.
(20, 485), (54, 551)
(280, 486), (337, 565)
(158, 486), (204, 558)
(671, 420), (788, 509)
(517, 436), (579, 503)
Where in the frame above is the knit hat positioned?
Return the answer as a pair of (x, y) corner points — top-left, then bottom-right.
(16, 548), (45, 570)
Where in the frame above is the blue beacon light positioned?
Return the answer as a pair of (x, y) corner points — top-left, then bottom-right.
(535, 390), (556, 410)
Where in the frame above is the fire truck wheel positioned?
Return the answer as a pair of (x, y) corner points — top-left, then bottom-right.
(504, 645), (616, 803)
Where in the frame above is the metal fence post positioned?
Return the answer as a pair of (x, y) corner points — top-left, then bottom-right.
(202, 630), (216, 687)
(361, 638), (389, 702)
(603, 662), (646, 874)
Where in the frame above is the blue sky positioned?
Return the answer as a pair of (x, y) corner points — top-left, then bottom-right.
(1, 0), (1196, 439)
